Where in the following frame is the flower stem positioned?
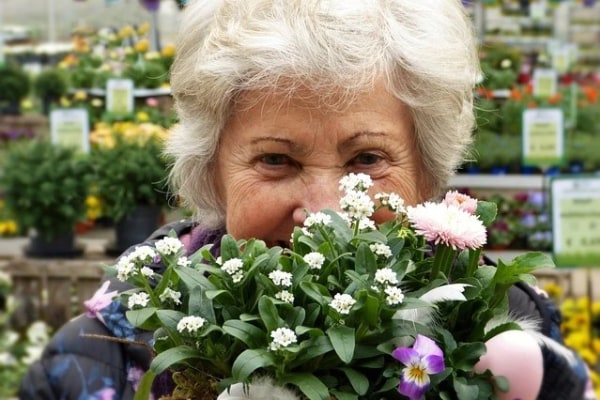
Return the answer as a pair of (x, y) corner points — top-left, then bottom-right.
(431, 244), (456, 280)
(465, 248), (481, 278)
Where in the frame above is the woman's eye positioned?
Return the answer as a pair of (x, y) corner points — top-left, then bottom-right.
(351, 153), (382, 166)
(259, 154), (292, 166)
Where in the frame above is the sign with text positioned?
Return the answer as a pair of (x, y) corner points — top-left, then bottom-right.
(50, 108), (90, 154)
(552, 45), (571, 74)
(532, 68), (557, 98)
(551, 176), (600, 267)
(106, 78), (134, 115)
(522, 108), (564, 167)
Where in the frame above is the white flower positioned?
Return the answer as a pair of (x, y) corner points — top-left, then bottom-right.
(357, 217), (376, 231)
(215, 256), (223, 265)
(339, 190), (375, 220)
(156, 237), (185, 255)
(275, 290), (295, 304)
(338, 173), (373, 193)
(232, 271), (244, 283)
(221, 258), (244, 275)
(128, 292), (150, 309)
(303, 252), (326, 270)
(26, 321), (50, 345)
(374, 268), (399, 285)
(304, 212), (332, 228)
(0, 271), (11, 285)
(370, 243), (392, 258)
(140, 266), (154, 278)
(116, 256), (135, 281)
(375, 192), (406, 214)
(177, 315), (206, 334)
(269, 327), (297, 351)
(128, 246), (157, 264)
(177, 256), (192, 267)
(385, 286), (405, 306)
(268, 271), (293, 287)
(329, 293), (356, 315)
(159, 287), (182, 305)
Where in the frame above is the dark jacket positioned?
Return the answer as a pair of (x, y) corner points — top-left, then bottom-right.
(19, 221), (590, 399)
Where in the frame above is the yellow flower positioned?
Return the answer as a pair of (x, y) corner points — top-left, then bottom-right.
(91, 98), (104, 108)
(578, 347), (597, 366)
(137, 22), (150, 36)
(118, 25), (134, 39)
(161, 43), (176, 58)
(60, 97), (72, 107)
(74, 90), (88, 101)
(20, 99), (34, 110)
(144, 51), (160, 60)
(592, 301), (600, 316)
(543, 282), (562, 300)
(135, 39), (150, 53)
(136, 111), (150, 122)
(0, 220), (18, 236)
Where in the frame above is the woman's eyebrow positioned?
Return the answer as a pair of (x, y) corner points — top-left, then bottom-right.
(337, 131), (388, 152)
(249, 136), (305, 153)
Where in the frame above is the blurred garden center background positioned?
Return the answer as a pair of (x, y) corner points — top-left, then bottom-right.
(2, 0), (600, 398)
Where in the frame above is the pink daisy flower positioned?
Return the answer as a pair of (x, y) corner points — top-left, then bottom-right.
(406, 202), (487, 250)
(442, 190), (478, 215)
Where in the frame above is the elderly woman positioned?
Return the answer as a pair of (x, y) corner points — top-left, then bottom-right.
(20, 0), (590, 399)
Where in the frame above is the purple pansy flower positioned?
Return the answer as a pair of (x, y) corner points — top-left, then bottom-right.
(392, 334), (445, 400)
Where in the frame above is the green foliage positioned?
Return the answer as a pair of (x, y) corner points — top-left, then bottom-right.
(0, 64), (30, 104)
(33, 68), (69, 99)
(0, 141), (93, 239)
(90, 134), (172, 221)
(110, 180), (548, 400)
(123, 60), (169, 89)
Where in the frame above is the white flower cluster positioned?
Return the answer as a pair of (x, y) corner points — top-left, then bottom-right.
(329, 293), (356, 315)
(269, 327), (297, 351)
(155, 237), (185, 255)
(177, 315), (206, 334)
(128, 292), (150, 309)
(303, 252), (325, 270)
(338, 173), (375, 228)
(373, 267), (405, 306)
(221, 258), (244, 283)
(177, 256), (191, 267)
(275, 290), (294, 304)
(303, 212), (332, 228)
(369, 243), (392, 259)
(374, 192), (406, 215)
(159, 287), (182, 305)
(269, 270), (293, 287)
(115, 245), (157, 281)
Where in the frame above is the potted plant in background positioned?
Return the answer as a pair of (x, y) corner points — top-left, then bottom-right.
(32, 67), (70, 115)
(90, 121), (173, 254)
(0, 64), (31, 116)
(0, 140), (93, 257)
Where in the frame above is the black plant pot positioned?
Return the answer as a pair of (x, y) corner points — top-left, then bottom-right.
(26, 231), (83, 258)
(108, 205), (162, 256)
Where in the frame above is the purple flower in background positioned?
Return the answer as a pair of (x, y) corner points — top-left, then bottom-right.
(584, 0), (596, 7)
(140, 0), (160, 11)
(528, 191), (545, 209)
(392, 335), (445, 400)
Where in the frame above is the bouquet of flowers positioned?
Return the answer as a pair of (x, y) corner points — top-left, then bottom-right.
(108, 173), (553, 400)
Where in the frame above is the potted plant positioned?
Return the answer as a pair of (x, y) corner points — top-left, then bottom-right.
(0, 140), (93, 257)
(90, 121), (172, 254)
(33, 68), (70, 115)
(0, 64), (30, 115)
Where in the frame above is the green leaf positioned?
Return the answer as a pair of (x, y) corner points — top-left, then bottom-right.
(258, 296), (281, 332)
(149, 345), (200, 374)
(231, 349), (275, 382)
(453, 376), (479, 399)
(187, 286), (216, 324)
(206, 289), (237, 305)
(126, 307), (158, 329)
(476, 200), (497, 227)
(176, 266), (217, 291)
(299, 281), (330, 307)
(133, 370), (156, 400)
(340, 367), (369, 395)
(290, 336), (334, 367)
(450, 342), (486, 371)
(222, 319), (266, 348)
(221, 234), (241, 261)
(330, 390), (359, 400)
(282, 373), (331, 400)
(354, 242), (378, 275)
(327, 325), (355, 364)
(156, 309), (187, 331)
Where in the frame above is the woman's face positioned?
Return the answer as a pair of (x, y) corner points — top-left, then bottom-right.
(215, 81), (432, 247)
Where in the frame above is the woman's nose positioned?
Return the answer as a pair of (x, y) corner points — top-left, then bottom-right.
(292, 175), (342, 225)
